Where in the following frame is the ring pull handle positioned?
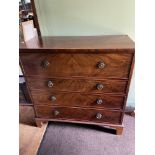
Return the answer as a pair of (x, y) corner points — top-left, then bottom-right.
(42, 60), (50, 68)
(96, 83), (104, 90)
(54, 110), (60, 116)
(96, 113), (103, 119)
(97, 61), (105, 69)
(50, 96), (56, 102)
(48, 81), (53, 88)
(96, 99), (103, 105)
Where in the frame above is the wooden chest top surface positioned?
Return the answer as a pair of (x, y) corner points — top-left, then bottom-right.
(19, 35), (134, 51)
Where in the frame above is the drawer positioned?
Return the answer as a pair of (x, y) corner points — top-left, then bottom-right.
(20, 53), (133, 78)
(35, 106), (122, 124)
(27, 78), (127, 94)
(32, 92), (125, 109)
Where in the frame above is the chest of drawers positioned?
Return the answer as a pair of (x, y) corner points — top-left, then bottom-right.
(19, 35), (134, 135)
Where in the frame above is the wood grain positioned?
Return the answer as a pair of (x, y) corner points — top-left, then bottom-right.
(120, 54), (135, 123)
(116, 126), (124, 135)
(31, 91), (125, 109)
(19, 35), (135, 134)
(35, 117), (124, 135)
(27, 78), (127, 94)
(20, 53), (133, 78)
(19, 35), (135, 50)
(35, 106), (122, 124)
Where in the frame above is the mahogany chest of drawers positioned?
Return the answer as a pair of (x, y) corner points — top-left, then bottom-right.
(19, 35), (134, 135)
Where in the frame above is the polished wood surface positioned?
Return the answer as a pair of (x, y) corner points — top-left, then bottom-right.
(120, 54), (135, 123)
(19, 35), (135, 135)
(35, 106), (122, 124)
(20, 53), (133, 78)
(116, 126), (124, 135)
(35, 117), (124, 135)
(19, 35), (134, 50)
(27, 78), (127, 94)
(31, 92), (125, 109)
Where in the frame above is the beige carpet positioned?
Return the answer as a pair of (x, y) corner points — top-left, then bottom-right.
(19, 106), (47, 155)
(37, 115), (134, 155)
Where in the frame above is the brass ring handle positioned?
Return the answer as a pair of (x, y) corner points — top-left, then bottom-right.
(97, 61), (105, 69)
(96, 113), (102, 119)
(50, 96), (56, 102)
(48, 81), (54, 88)
(54, 110), (59, 116)
(96, 83), (104, 90)
(97, 99), (103, 104)
(42, 60), (50, 68)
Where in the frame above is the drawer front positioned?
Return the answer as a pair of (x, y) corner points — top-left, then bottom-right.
(35, 106), (122, 124)
(20, 53), (133, 78)
(32, 92), (125, 109)
(27, 78), (127, 94)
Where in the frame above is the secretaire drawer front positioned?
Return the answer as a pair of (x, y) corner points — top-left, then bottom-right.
(20, 53), (133, 78)
(27, 78), (127, 94)
(32, 92), (125, 109)
(35, 106), (122, 124)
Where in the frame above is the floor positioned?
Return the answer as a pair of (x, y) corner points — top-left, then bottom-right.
(37, 115), (135, 155)
(19, 106), (47, 155)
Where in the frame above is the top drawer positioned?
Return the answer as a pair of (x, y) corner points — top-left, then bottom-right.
(20, 53), (133, 78)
